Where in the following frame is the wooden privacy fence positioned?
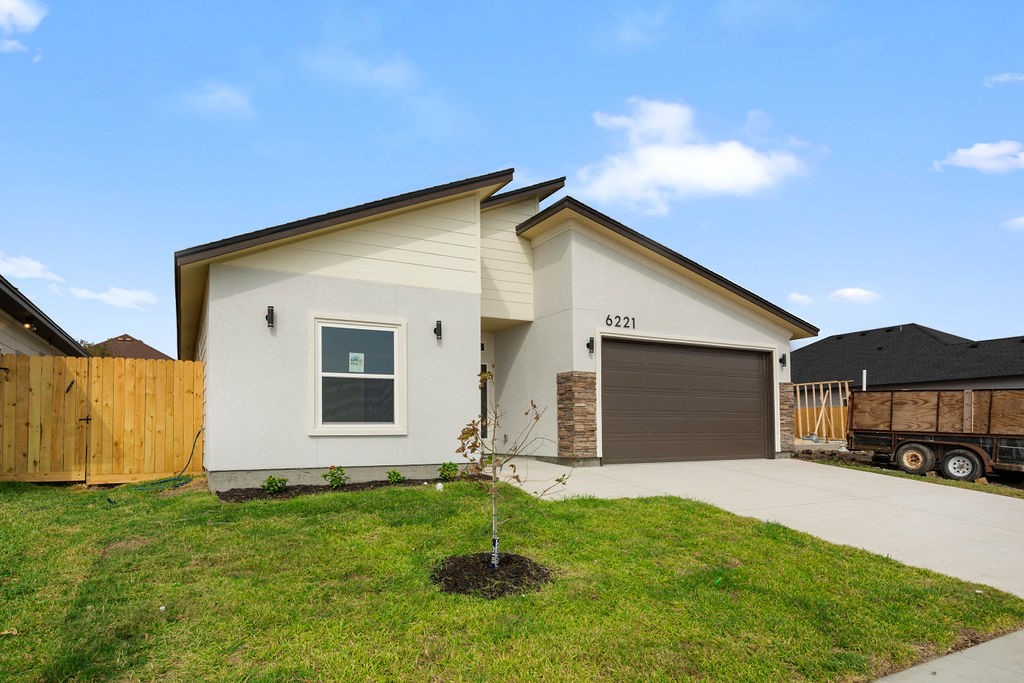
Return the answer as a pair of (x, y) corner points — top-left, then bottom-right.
(0, 355), (204, 484)
(793, 380), (851, 442)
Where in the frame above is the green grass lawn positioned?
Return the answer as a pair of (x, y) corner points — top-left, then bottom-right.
(2, 479), (1023, 682)
(807, 457), (1024, 500)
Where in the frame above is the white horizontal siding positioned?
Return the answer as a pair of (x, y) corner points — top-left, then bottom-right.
(0, 308), (65, 355)
(229, 196), (481, 293)
(480, 199), (535, 321)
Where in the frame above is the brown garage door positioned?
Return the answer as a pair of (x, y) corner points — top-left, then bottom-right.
(602, 339), (772, 464)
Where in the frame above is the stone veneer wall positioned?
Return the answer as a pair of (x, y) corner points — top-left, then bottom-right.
(556, 371), (597, 460)
(778, 382), (795, 455)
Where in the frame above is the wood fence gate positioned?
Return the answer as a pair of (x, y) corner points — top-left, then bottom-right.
(0, 355), (204, 484)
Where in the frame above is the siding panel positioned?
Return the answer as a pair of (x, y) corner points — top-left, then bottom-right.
(481, 199), (535, 321)
(229, 196), (481, 293)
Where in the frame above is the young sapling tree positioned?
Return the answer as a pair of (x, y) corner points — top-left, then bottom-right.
(455, 370), (568, 569)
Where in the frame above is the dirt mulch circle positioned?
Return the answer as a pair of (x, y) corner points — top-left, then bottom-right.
(217, 478), (460, 503)
(431, 552), (552, 599)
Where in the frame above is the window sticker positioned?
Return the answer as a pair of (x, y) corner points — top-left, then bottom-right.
(348, 352), (365, 373)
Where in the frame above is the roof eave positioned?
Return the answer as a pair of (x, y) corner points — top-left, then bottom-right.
(517, 197), (819, 339)
(174, 168), (516, 359)
(481, 177), (566, 210)
(0, 274), (89, 357)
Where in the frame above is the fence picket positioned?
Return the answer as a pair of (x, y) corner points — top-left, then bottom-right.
(0, 354), (204, 484)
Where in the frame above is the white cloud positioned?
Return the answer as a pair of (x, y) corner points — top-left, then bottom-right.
(70, 287), (157, 310)
(0, 0), (45, 55)
(576, 98), (805, 215)
(182, 81), (254, 120)
(302, 46), (417, 89)
(1003, 216), (1024, 231)
(983, 73), (1024, 88)
(828, 287), (880, 304)
(787, 292), (813, 305)
(932, 140), (1024, 174)
(0, 251), (63, 281)
(0, 0), (46, 33)
(0, 37), (25, 52)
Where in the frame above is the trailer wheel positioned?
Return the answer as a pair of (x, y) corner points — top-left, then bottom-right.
(894, 443), (935, 475)
(940, 449), (983, 482)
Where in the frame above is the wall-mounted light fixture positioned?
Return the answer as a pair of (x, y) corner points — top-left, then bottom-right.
(265, 306), (275, 329)
(22, 319), (36, 332)
(433, 320), (443, 340)
(586, 337), (595, 354)
(778, 353), (787, 367)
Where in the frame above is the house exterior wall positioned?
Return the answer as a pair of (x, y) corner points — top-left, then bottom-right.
(480, 198), (536, 322)
(203, 262), (479, 487)
(227, 196), (481, 295)
(0, 308), (68, 356)
(492, 222), (794, 461)
(491, 230), (575, 458)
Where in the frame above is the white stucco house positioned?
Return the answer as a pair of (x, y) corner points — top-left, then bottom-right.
(175, 169), (818, 490)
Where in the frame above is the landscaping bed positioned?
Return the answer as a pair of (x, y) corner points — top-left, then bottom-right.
(3, 479), (1024, 681)
(216, 478), (457, 503)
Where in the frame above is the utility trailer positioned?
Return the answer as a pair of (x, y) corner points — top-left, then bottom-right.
(847, 389), (1024, 481)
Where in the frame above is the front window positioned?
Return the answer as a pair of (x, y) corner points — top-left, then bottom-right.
(315, 318), (406, 434)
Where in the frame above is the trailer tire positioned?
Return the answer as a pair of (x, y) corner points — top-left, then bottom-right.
(895, 443), (935, 475)
(940, 449), (983, 482)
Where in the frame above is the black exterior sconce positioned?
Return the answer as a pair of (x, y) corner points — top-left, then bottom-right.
(433, 320), (443, 340)
(265, 306), (275, 328)
(586, 337), (595, 354)
(778, 353), (787, 367)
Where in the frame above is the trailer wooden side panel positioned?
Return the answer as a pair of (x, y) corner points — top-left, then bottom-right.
(851, 392), (891, 430)
(937, 391), (964, 433)
(891, 391), (938, 432)
(850, 389), (1024, 436)
(990, 390), (1024, 434)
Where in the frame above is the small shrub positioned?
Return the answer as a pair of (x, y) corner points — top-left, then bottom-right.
(321, 465), (350, 489)
(386, 469), (406, 484)
(437, 462), (460, 481)
(261, 475), (288, 494)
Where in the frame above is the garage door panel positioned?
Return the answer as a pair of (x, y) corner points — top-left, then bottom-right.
(602, 339), (771, 464)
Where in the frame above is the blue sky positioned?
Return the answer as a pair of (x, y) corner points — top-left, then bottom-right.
(2, 1), (1022, 357)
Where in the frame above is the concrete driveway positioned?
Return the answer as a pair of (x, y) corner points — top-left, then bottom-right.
(514, 457), (1024, 599)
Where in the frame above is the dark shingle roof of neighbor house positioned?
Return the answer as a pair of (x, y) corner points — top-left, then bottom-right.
(0, 273), (88, 357)
(517, 196), (819, 338)
(791, 323), (1024, 386)
(86, 334), (172, 360)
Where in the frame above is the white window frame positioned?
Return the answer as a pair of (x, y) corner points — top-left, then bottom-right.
(312, 316), (407, 436)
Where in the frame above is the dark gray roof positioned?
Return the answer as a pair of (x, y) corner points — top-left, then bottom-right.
(0, 273), (88, 357)
(792, 323), (1024, 386)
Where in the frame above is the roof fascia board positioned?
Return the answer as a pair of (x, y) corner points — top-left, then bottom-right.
(518, 197), (819, 338)
(175, 168), (514, 267)
(175, 168), (514, 359)
(480, 177), (566, 211)
(0, 274), (88, 357)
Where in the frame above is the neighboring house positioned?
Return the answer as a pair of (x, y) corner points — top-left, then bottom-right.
(792, 323), (1024, 390)
(0, 273), (87, 357)
(175, 169), (818, 490)
(86, 333), (173, 360)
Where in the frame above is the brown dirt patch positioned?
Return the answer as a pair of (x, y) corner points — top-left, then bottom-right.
(102, 537), (153, 558)
(156, 476), (209, 497)
(431, 552), (552, 599)
(217, 477), (479, 503)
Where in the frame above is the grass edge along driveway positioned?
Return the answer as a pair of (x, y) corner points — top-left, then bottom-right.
(1, 480), (1023, 682)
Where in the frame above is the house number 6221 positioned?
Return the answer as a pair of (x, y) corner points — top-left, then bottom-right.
(605, 315), (636, 329)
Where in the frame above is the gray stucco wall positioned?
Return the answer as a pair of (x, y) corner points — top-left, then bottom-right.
(492, 224), (795, 459)
(204, 264), (480, 474)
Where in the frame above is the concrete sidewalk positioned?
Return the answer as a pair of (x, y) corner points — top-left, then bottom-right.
(511, 457), (1024, 682)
